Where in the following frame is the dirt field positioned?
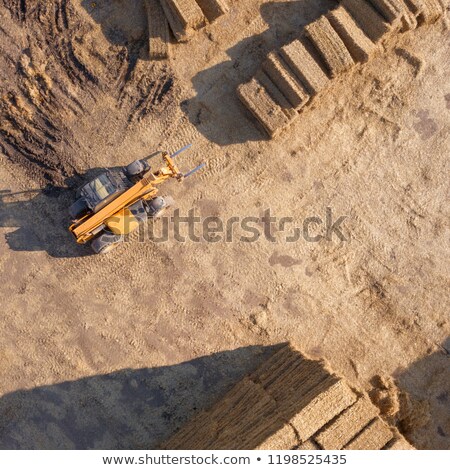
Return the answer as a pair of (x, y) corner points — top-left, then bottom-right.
(0, 0), (449, 450)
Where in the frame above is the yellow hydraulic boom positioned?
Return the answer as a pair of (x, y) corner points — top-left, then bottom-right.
(69, 145), (204, 253)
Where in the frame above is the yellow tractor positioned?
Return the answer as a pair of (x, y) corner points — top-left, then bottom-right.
(69, 145), (204, 254)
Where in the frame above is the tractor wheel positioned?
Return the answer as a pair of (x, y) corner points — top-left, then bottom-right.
(125, 160), (145, 177)
(69, 198), (89, 220)
(147, 196), (174, 219)
(91, 232), (122, 255)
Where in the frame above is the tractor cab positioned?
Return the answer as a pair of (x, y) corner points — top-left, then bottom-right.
(78, 170), (132, 212)
(70, 169), (132, 220)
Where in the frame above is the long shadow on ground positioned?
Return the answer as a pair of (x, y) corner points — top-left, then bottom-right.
(0, 344), (280, 449)
(1, 339), (448, 449)
(81, 0), (335, 145)
(182, 0), (335, 145)
(394, 337), (450, 450)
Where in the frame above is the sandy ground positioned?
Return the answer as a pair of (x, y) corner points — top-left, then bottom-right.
(0, 0), (449, 450)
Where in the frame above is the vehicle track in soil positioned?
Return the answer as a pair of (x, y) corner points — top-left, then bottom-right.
(0, 0), (179, 185)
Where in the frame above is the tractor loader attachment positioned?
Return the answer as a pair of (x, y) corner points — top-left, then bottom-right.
(69, 146), (204, 254)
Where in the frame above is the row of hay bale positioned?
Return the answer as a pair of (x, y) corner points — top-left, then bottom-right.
(145, 0), (229, 59)
(162, 344), (414, 450)
(237, 0), (446, 138)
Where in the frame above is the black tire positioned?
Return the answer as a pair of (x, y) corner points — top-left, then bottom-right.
(125, 160), (145, 177)
(146, 196), (174, 219)
(69, 198), (89, 220)
(91, 232), (122, 254)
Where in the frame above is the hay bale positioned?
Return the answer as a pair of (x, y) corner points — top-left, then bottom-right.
(262, 52), (310, 109)
(163, 410), (213, 449)
(251, 344), (309, 387)
(252, 345), (330, 401)
(163, 378), (283, 449)
(161, 344), (412, 451)
(194, 0), (229, 22)
(384, 436), (415, 449)
(172, 0), (206, 28)
(341, 0), (392, 42)
(404, 0), (443, 23)
(159, 0), (187, 40)
(298, 439), (321, 450)
(160, 0), (206, 41)
(315, 397), (379, 449)
(207, 380), (283, 449)
(398, 0), (419, 30)
(327, 6), (377, 63)
(255, 70), (297, 120)
(237, 78), (293, 138)
(288, 379), (358, 442)
(344, 418), (395, 450)
(280, 39), (330, 96)
(421, 0), (444, 21)
(304, 16), (355, 77)
(265, 360), (331, 407)
(402, 0), (442, 23)
(146, 0), (170, 60)
(368, 0), (405, 24)
(404, 0), (427, 16)
(256, 423), (299, 450)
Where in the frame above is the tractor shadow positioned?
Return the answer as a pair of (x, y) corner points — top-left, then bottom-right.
(182, 0), (335, 145)
(0, 168), (121, 259)
(0, 344), (281, 450)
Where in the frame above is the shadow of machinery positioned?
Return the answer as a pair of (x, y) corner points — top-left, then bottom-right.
(182, 0), (336, 145)
(0, 344), (282, 450)
(393, 337), (450, 450)
(80, 0), (150, 80)
(0, 166), (128, 259)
